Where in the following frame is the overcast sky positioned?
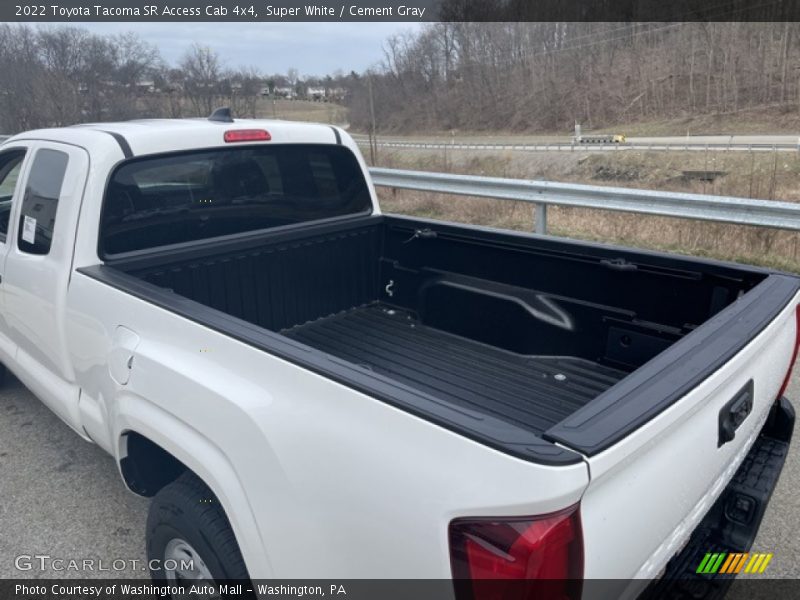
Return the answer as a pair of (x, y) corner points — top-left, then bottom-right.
(77, 22), (421, 76)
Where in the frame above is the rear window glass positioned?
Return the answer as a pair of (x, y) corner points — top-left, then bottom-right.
(18, 149), (69, 255)
(100, 144), (372, 255)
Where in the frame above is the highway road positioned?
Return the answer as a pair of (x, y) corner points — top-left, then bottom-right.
(353, 133), (800, 152)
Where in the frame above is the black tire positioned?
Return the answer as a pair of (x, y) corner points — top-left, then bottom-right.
(146, 471), (251, 583)
(0, 363), (7, 388)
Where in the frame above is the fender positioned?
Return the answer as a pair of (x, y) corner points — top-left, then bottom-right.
(113, 393), (274, 578)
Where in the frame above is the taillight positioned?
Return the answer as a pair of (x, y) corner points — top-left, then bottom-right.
(224, 129), (271, 143)
(449, 505), (583, 600)
(777, 305), (800, 400)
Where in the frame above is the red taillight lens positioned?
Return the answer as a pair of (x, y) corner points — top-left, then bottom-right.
(777, 305), (800, 400)
(224, 129), (271, 143)
(449, 505), (583, 600)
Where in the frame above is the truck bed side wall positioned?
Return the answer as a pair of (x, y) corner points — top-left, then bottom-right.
(379, 217), (763, 370)
(128, 220), (382, 332)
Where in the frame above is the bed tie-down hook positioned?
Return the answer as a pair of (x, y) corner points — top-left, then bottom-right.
(385, 280), (395, 297)
(403, 228), (438, 244)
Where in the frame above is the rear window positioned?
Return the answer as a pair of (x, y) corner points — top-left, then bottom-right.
(18, 149), (69, 255)
(100, 144), (371, 255)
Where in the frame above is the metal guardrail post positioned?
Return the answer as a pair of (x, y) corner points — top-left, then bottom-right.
(534, 203), (547, 234)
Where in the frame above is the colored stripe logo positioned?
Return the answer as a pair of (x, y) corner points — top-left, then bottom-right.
(696, 552), (773, 574)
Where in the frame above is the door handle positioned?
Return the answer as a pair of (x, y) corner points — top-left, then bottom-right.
(718, 380), (754, 447)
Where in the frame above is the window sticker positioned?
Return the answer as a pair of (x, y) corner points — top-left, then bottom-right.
(22, 215), (36, 244)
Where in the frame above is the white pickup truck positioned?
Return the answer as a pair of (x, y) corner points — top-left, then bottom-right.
(0, 111), (796, 598)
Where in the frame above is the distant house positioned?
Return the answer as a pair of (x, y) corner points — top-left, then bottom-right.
(326, 87), (346, 102)
(307, 87), (326, 101)
(273, 86), (296, 99)
(135, 80), (156, 93)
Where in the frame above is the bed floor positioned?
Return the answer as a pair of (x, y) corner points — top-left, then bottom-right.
(282, 303), (629, 433)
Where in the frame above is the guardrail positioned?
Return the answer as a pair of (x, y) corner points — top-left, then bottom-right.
(368, 167), (800, 235)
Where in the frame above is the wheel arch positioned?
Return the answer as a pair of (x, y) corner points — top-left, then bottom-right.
(114, 394), (273, 578)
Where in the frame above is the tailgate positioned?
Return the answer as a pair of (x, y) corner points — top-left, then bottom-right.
(556, 275), (799, 582)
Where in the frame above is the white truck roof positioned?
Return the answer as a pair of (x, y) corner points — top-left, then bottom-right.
(6, 117), (345, 158)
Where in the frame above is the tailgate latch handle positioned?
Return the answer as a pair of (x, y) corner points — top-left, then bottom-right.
(718, 380), (754, 448)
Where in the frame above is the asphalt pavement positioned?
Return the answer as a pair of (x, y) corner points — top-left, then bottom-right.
(1, 365), (798, 579)
(0, 375), (148, 579)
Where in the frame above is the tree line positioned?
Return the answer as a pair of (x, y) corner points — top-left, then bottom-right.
(0, 24), (351, 134)
(2, 22), (798, 136)
(346, 22), (800, 133)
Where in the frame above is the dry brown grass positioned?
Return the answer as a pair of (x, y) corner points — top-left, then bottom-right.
(254, 99), (348, 125)
(374, 148), (800, 272)
(616, 106), (800, 137)
(354, 106), (800, 139)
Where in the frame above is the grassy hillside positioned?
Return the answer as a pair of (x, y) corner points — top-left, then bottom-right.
(608, 107), (800, 137)
(352, 106), (800, 140)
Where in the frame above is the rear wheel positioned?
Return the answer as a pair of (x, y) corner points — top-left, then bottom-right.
(0, 363), (7, 387)
(146, 471), (251, 585)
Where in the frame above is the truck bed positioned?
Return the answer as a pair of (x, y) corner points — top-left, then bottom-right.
(283, 303), (628, 433)
(93, 213), (797, 463)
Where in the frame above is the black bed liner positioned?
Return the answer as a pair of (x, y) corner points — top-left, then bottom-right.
(283, 303), (628, 435)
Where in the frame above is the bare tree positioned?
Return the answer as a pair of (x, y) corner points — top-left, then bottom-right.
(36, 26), (87, 125)
(107, 32), (161, 119)
(0, 25), (46, 132)
(180, 44), (223, 116)
(228, 67), (262, 118)
(345, 22), (800, 134)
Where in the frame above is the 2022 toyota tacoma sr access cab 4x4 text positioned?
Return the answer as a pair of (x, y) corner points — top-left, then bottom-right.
(0, 112), (796, 599)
